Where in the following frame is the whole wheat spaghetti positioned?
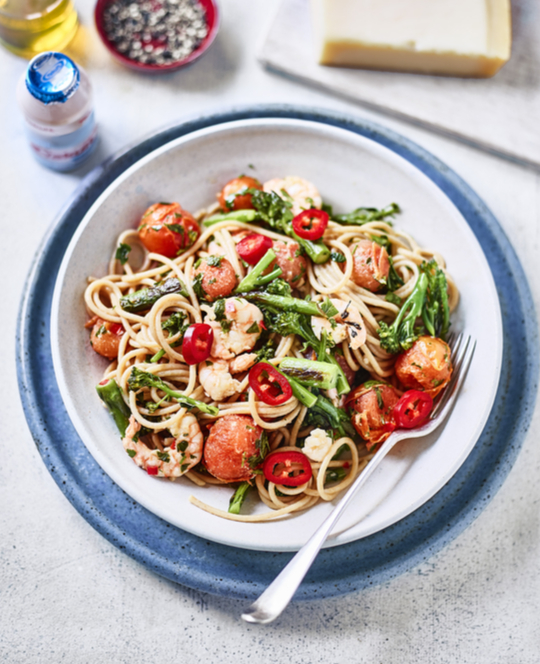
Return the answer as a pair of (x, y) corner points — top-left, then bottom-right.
(86, 175), (458, 522)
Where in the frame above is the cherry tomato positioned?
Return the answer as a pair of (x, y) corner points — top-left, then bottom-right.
(138, 202), (200, 258)
(86, 316), (124, 360)
(236, 233), (273, 265)
(204, 415), (263, 482)
(181, 323), (213, 365)
(262, 451), (313, 487)
(351, 239), (390, 292)
(269, 241), (307, 287)
(395, 336), (452, 398)
(249, 362), (293, 406)
(291, 209), (329, 241)
(347, 381), (401, 450)
(218, 176), (262, 211)
(393, 390), (433, 429)
(193, 255), (237, 302)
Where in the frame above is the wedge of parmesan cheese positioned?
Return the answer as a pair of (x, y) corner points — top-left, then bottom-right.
(310, 0), (511, 78)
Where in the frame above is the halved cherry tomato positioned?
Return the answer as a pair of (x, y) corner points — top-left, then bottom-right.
(181, 323), (214, 365)
(393, 390), (433, 429)
(138, 202), (200, 258)
(263, 450), (313, 487)
(236, 233), (273, 265)
(248, 362), (292, 406)
(218, 176), (262, 211)
(292, 209), (329, 241)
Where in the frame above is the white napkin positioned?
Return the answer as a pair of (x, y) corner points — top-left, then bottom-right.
(259, 0), (540, 168)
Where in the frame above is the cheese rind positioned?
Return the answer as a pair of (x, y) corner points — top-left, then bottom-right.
(311, 0), (511, 78)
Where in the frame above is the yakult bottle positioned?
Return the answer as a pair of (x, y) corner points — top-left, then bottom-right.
(17, 51), (97, 171)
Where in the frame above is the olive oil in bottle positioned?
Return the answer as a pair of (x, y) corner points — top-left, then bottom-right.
(0, 0), (78, 58)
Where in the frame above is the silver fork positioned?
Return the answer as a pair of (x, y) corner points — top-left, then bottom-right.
(242, 334), (476, 625)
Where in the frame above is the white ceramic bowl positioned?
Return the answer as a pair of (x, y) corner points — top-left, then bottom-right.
(51, 118), (502, 552)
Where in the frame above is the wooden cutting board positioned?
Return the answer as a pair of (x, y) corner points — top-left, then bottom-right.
(259, 0), (540, 169)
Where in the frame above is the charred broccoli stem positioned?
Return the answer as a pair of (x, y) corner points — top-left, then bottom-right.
(243, 292), (324, 318)
(278, 358), (339, 390)
(119, 277), (188, 313)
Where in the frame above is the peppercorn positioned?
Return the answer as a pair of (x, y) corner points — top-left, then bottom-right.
(102, 0), (209, 66)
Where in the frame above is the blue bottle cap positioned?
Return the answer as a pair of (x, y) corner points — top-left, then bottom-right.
(25, 52), (80, 105)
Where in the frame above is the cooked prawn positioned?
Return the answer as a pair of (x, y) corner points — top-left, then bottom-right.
(204, 298), (263, 360)
(123, 413), (203, 477)
(312, 298), (367, 350)
(199, 358), (242, 402)
(263, 176), (322, 216)
(199, 353), (257, 402)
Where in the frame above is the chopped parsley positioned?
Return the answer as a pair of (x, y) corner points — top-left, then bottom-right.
(330, 251), (346, 263)
(192, 272), (206, 300)
(206, 255), (223, 268)
(115, 243), (131, 265)
(165, 223), (185, 236)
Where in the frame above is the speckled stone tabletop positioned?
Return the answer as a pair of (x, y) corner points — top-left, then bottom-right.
(2, 2), (540, 662)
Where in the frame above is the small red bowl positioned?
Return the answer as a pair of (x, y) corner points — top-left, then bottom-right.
(94, 0), (219, 73)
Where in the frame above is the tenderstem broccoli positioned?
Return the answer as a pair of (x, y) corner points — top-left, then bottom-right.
(303, 392), (357, 439)
(249, 189), (331, 264)
(235, 249), (282, 293)
(127, 367), (219, 416)
(96, 379), (131, 437)
(228, 481), (252, 514)
(421, 261), (450, 339)
(326, 202), (400, 226)
(377, 260), (450, 354)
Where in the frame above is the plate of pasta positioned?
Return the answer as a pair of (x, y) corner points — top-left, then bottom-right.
(50, 117), (502, 552)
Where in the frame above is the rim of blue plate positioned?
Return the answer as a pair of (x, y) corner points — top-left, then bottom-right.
(16, 105), (539, 601)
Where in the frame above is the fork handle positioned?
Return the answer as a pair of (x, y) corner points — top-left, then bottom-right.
(241, 436), (400, 624)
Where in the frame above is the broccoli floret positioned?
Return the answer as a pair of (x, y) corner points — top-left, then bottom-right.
(304, 393), (357, 439)
(378, 272), (427, 354)
(249, 188), (293, 229)
(377, 260), (450, 354)
(264, 278), (291, 298)
(421, 260), (450, 339)
(249, 189), (330, 264)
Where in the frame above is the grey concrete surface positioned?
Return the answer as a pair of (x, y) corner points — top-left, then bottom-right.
(1, 2), (540, 662)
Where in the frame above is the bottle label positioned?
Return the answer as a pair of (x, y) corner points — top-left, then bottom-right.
(26, 110), (97, 170)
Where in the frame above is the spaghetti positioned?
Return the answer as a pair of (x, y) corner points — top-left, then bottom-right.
(85, 175), (459, 522)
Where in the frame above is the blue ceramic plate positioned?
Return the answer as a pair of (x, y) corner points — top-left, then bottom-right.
(17, 106), (538, 600)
